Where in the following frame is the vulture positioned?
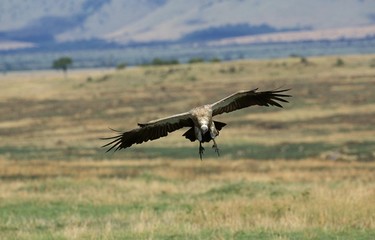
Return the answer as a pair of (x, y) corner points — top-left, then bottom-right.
(102, 88), (291, 159)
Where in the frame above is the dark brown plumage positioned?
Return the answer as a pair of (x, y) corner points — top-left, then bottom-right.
(102, 88), (291, 158)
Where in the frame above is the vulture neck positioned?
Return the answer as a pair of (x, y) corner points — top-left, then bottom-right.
(190, 105), (214, 141)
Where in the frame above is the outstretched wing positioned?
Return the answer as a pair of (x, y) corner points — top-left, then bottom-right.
(102, 112), (193, 152)
(210, 88), (291, 116)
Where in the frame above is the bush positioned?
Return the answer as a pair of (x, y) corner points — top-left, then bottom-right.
(188, 58), (205, 64)
(300, 57), (308, 65)
(210, 57), (221, 63)
(370, 59), (375, 68)
(289, 54), (301, 58)
(187, 75), (197, 81)
(116, 63), (127, 70)
(334, 58), (345, 67)
(151, 58), (179, 66)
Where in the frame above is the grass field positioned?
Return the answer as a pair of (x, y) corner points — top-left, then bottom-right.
(0, 55), (374, 239)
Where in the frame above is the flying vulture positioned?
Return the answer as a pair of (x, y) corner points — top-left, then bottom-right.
(102, 88), (291, 159)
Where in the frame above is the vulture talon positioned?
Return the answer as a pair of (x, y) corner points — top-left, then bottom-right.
(199, 142), (205, 160)
(212, 140), (220, 157)
(213, 146), (220, 156)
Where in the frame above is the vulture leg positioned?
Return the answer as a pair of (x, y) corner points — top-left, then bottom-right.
(199, 142), (205, 160)
(212, 139), (220, 156)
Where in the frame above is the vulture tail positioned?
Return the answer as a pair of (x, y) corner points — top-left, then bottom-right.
(182, 127), (196, 142)
(182, 121), (227, 142)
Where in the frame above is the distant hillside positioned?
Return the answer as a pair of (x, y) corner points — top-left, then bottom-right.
(1, 0), (375, 51)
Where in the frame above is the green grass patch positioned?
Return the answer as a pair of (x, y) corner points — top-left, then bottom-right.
(233, 229), (375, 240)
(3, 141), (374, 161)
(201, 181), (285, 200)
(99, 142), (336, 160)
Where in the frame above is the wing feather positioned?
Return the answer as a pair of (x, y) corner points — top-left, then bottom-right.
(210, 88), (291, 116)
(101, 112), (193, 152)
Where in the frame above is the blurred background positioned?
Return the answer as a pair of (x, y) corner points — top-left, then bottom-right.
(0, 1), (375, 239)
(1, 0), (375, 70)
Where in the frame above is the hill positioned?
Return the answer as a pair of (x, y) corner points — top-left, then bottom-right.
(1, 0), (375, 50)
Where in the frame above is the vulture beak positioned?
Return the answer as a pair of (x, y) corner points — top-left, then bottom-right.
(201, 125), (208, 133)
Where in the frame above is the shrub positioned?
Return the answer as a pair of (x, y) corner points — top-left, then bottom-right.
(334, 58), (345, 67)
(151, 58), (179, 65)
(300, 57), (309, 65)
(116, 63), (127, 70)
(210, 57), (221, 63)
(188, 58), (205, 64)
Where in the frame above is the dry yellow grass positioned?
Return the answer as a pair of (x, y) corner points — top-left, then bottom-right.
(0, 158), (374, 239)
(0, 54), (375, 239)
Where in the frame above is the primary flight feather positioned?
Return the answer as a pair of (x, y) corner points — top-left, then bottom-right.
(102, 88), (291, 159)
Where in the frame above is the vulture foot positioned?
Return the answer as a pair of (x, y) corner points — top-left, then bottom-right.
(199, 142), (205, 160)
(212, 139), (220, 156)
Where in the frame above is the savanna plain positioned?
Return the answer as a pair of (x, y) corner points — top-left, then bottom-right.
(0, 55), (375, 239)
